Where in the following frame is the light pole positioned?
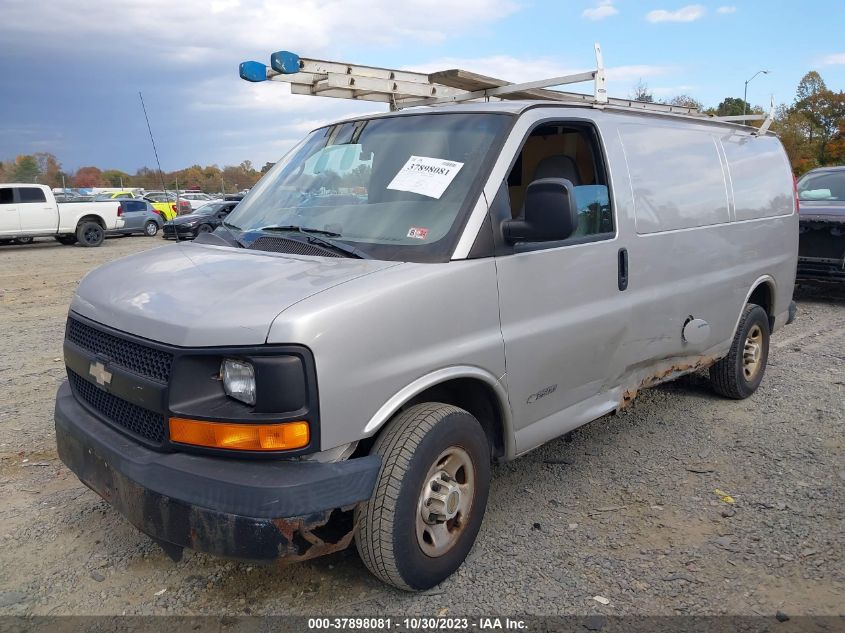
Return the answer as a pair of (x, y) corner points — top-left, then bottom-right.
(743, 70), (769, 117)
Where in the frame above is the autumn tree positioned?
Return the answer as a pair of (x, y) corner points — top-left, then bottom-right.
(13, 155), (40, 182)
(665, 95), (704, 111)
(33, 152), (62, 188)
(73, 166), (104, 188)
(630, 80), (654, 103)
(102, 169), (131, 188)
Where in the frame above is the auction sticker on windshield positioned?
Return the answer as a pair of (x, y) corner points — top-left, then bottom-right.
(387, 156), (464, 199)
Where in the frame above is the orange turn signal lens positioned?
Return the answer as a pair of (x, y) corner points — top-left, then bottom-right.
(169, 418), (309, 451)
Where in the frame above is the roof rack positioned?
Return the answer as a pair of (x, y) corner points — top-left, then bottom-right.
(238, 44), (768, 127)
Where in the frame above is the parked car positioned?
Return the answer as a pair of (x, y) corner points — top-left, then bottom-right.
(143, 192), (192, 220)
(0, 183), (123, 246)
(55, 103), (797, 590)
(223, 193), (245, 201)
(161, 200), (238, 239)
(796, 166), (845, 280)
(109, 199), (163, 237)
(94, 191), (138, 201)
(180, 192), (218, 210)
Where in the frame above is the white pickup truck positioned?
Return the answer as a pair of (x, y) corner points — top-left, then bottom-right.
(0, 183), (124, 247)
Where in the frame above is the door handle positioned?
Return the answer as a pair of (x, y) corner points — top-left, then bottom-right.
(618, 247), (628, 291)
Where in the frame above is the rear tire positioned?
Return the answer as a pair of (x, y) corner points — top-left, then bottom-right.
(354, 403), (490, 591)
(144, 221), (159, 236)
(709, 304), (770, 399)
(76, 221), (104, 247)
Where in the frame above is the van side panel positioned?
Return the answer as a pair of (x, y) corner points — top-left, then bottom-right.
(619, 124), (731, 234)
(608, 114), (797, 387)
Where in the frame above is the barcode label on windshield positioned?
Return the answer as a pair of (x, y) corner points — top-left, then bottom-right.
(387, 156), (464, 199)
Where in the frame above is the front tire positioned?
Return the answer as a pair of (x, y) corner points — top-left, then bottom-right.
(709, 304), (770, 399)
(76, 221), (104, 247)
(144, 221), (159, 236)
(354, 403), (491, 591)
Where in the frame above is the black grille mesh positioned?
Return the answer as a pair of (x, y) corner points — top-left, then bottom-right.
(66, 317), (172, 383)
(68, 370), (166, 444)
(248, 236), (342, 257)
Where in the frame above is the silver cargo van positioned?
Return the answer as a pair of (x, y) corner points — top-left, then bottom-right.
(55, 101), (798, 590)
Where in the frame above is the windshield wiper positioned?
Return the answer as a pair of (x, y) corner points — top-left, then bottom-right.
(260, 225), (341, 237)
(258, 225), (370, 259)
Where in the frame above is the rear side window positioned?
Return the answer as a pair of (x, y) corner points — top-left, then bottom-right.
(619, 124), (729, 234)
(19, 187), (47, 203)
(722, 134), (793, 220)
(0, 188), (13, 204)
(123, 201), (142, 212)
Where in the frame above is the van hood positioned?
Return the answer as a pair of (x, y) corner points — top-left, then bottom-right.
(70, 242), (400, 347)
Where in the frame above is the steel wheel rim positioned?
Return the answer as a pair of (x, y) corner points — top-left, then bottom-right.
(83, 226), (101, 244)
(742, 324), (763, 380)
(416, 446), (475, 558)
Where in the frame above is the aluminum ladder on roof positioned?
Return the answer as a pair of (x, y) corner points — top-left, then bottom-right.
(238, 44), (772, 128)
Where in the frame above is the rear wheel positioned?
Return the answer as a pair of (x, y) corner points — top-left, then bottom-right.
(354, 403), (490, 591)
(76, 221), (104, 247)
(144, 221), (159, 236)
(710, 304), (770, 399)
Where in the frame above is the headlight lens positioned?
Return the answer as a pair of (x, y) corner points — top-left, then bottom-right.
(221, 359), (256, 405)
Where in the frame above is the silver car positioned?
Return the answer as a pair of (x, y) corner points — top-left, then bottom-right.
(108, 199), (164, 237)
(55, 102), (798, 590)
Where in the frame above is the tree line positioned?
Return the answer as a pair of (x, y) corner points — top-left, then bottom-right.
(0, 157), (274, 193)
(2, 71), (842, 191)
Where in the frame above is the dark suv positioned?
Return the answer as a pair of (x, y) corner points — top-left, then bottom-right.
(797, 166), (845, 279)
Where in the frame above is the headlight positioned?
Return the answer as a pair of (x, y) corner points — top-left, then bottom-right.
(221, 359), (256, 405)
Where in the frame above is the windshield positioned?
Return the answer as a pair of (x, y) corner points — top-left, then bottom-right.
(798, 171), (845, 202)
(195, 203), (224, 215)
(225, 113), (511, 262)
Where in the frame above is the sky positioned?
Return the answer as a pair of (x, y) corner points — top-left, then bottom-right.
(1, 0), (843, 174)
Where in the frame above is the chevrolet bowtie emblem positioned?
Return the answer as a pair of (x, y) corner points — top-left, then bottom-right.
(89, 361), (112, 387)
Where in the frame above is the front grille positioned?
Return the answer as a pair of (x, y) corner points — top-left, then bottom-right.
(248, 236), (342, 257)
(66, 317), (173, 383)
(68, 370), (166, 444)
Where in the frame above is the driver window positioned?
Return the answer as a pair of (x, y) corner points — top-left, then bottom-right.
(506, 123), (613, 238)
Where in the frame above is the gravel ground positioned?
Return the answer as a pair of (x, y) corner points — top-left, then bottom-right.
(0, 236), (842, 617)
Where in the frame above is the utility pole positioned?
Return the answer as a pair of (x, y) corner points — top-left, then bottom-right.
(743, 70), (770, 118)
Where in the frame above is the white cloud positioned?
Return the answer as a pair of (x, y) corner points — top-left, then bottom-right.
(0, 0), (521, 63)
(646, 4), (706, 23)
(820, 53), (845, 65)
(716, 6), (737, 14)
(582, 0), (618, 21)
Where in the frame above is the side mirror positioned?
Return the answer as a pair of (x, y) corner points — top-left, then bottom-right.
(503, 178), (578, 244)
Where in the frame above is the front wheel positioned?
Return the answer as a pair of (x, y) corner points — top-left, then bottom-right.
(14, 236), (34, 245)
(76, 221), (104, 247)
(709, 304), (770, 399)
(197, 224), (213, 235)
(354, 403), (491, 591)
(144, 221), (159, 236)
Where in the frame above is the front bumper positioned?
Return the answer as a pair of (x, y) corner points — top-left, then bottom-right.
(55, 381), (380, 563)
(162, 224), (197, 238)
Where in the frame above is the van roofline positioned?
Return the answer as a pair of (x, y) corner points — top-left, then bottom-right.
(315, 101), (774, 136)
